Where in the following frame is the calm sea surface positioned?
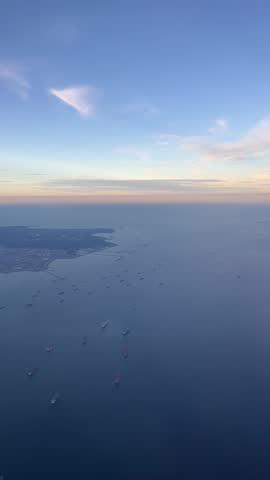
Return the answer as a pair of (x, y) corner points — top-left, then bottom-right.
(1, 203), (270, 479)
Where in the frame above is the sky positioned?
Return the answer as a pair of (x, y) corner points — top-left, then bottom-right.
(1, 0), (270, 203)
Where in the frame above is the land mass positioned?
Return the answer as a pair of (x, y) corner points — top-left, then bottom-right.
(0, 226), (115, 273)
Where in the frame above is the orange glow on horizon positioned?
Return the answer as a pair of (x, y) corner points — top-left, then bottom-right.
(1, 177), (270, 204)
(1, 190), (270, 204)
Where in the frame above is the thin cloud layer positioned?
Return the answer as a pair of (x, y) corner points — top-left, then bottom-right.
(41, 177), (223, 194)
(0, 63), (30, 100)
(49, 85), (98, 116)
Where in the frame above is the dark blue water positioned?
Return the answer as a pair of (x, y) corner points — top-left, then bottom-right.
(1, 204), (270, 479)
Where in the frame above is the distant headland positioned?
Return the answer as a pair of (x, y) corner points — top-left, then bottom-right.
(0, 226), (115, 273)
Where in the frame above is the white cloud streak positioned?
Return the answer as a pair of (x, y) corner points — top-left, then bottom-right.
(49, 85), (99, 117)
(159, 117), (270, 161)
(0, 63), (30, 100)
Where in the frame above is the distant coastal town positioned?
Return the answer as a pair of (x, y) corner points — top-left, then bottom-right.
(0, 226), (115, 273)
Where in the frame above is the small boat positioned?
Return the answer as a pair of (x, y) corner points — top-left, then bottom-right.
(114, 372), (120, 387)
(27, 368), (38, 377)
(122, 346), (128, 359)
(50, 392), (60, 405)
(45, 344), (54, 352)
(101, 321), (109, 329)
(82, 336), (87, 346)
(121, 328), (130, 337)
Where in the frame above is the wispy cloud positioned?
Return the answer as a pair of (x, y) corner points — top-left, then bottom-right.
(208, 118), (228, 134)
(119, 100), (159, 115)
(49, 85), (99, 117)
(158, 117), (270, 161)
(0, 63), (30, 100)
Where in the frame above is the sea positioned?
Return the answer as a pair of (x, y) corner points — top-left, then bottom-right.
(0, 203), (270, 479)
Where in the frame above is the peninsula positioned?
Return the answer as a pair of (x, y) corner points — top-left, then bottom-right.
(0, 226), (115, 273)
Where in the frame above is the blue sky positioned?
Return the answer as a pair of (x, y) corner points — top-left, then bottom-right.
(1, 0), (270, 202)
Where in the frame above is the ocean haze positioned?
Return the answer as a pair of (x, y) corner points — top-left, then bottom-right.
(0, 203), (270, 479)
